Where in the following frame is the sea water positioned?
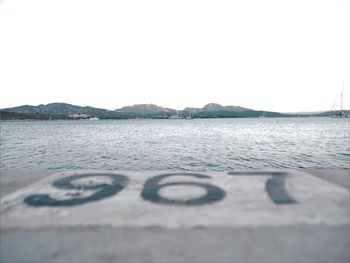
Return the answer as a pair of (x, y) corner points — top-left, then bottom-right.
(1, 117), (349, 171)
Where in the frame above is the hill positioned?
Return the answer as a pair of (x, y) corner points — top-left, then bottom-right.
(313, 110), (350, 117)
(201, 103), (250, 112)
(2, 103), (116, 118)
(0, 110), (67, 120)
(116, 104), (176, 118)
(2, 102), (336, 120)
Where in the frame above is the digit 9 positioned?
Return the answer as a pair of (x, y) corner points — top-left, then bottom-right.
(24, 173), (128, 207)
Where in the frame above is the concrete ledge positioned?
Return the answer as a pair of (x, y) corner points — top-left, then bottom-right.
(0, 170), (53, 197)
(2, 225), (349, 263)
(1, 170), (349, 262)
(306, 169), (350, 189)
(1, 169), (349, 197)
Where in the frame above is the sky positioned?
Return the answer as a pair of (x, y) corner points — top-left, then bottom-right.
(0, 0), (349, 112)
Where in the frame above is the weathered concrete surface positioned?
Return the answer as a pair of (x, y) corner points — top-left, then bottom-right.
(0, 169), (53, 197)
(1, 169), (349, 196)
(2, 225), (349, 263)
(306, 169), (350, 190)
(1, 170), (349, 262)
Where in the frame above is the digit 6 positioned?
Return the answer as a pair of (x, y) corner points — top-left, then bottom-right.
(141, 173), (226, 205)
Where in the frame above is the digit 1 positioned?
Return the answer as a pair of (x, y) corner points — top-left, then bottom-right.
(228, 171), (297, 204)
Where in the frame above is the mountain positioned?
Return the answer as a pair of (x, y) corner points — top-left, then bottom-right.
(313, 110), (350, 117)
(2, 103), (114, 117)
(0, 110), (67, 120)
(180, 103), (253, 118)
(201, 103), (250, 112)
(2, 102), (333, 120)
(191, 110), (290, 118)
(202, 103), (225, 112)
(182, 103), (250, 114)
(1, 103), (141, 119)
(116, 104), (176, 114)
(1, 103), (176, 119)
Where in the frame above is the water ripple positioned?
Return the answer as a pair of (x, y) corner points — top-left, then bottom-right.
(1, 118), (349, 171)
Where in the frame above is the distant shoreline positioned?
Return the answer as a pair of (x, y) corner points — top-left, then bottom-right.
(1, 115), (347, 122)
(1, 102), (349, 120)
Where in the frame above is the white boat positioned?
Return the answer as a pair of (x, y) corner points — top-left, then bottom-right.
(259, 112), (266, 118)
(330, 82), (349, 117)
(186, 110), (193, 119)
(169, 110), (181, 119)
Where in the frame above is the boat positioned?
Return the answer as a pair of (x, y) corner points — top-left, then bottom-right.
(330, 82), (349, 118)
(169, 110), (181, 119)
(186, 110), (193, 119)
(259, 111), (267, 118)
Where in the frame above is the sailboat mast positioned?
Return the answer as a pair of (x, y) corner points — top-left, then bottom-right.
(340, 82), (344, 111)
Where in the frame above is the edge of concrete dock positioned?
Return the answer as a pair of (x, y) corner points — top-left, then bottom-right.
(1, 169), (349, 262)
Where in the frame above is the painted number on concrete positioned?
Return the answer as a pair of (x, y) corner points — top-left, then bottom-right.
(24, 173), (128, 207)
(141, 173), (226, 205)
(228, 172), (297, 204)
(24, 172), (297, 207)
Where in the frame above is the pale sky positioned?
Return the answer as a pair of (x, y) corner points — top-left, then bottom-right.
(0, 0), (349, 112)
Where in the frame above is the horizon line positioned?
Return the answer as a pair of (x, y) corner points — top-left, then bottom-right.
(1, 101), (348, 114)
